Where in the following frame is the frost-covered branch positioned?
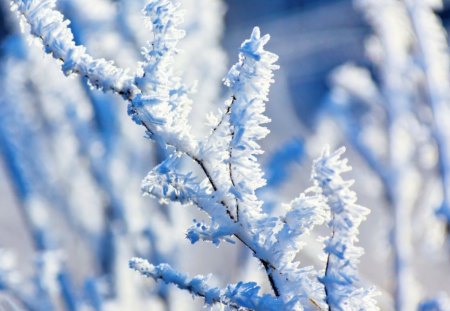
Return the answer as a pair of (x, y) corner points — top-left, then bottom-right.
(10, 0), (378, 309)
(11, 0), (137, 98)
(11, 0), (198, 155)
(313, 147), (378, 311)
(224, 27), (278, 222)
(129, 257), (284, 310)
(130, 0), (196, 152)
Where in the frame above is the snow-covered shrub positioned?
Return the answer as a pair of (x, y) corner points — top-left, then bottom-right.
(9, 0), (379, 309)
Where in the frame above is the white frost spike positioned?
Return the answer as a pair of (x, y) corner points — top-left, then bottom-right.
(206, 26), (279, 226)
(313, 147), (379, 311)
(131, 0), (196, 153)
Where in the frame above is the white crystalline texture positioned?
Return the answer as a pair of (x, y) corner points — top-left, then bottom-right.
(10, 0), (379, 309)
(131, 0), (196, 153)
(11, 0), (137, 98)
(313, 147), (379, 311)
(129, 257), (284, 310)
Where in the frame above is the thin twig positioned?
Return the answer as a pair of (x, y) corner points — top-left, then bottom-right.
(323, 215), (335, 311)
(227, 95), (240, 222)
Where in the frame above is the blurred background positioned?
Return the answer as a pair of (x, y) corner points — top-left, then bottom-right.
(1, 0), (450, 310)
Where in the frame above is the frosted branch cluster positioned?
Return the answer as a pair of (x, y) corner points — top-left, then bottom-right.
(11, 0), (378, 309)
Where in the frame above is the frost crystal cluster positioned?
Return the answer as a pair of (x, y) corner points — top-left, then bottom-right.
(10, 0), (378, 309)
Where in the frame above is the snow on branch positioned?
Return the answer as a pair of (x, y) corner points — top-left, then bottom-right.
(141, 153), (234, 226)
(141, 153), (199, 205)
(141, 152), (237, 245)
(10, 0), (379, 309)
(129, 257), (284, 310)
(265, 189), (330, 309)
(313, 147), (379, 311)
(11, 0), (196, 154)
(275, 188), (329, 264)
(130, 0), (196, 152)
(224, 27), (279, 222)
(10, 0), (137, 98)
(198, 27), (279, 227)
